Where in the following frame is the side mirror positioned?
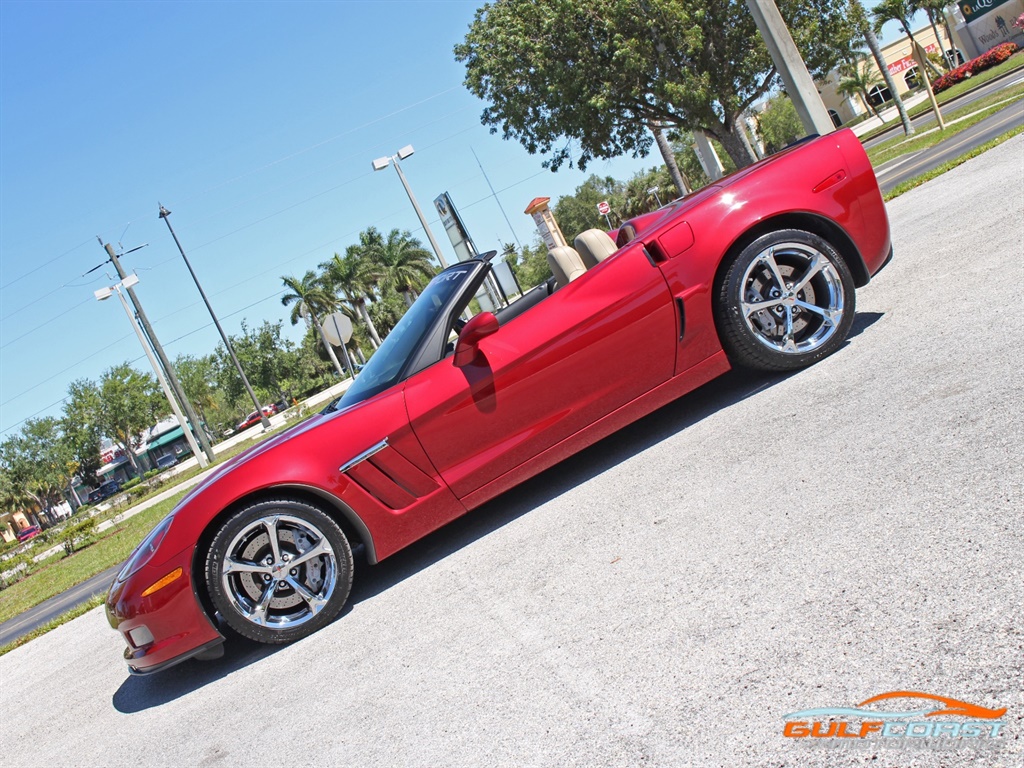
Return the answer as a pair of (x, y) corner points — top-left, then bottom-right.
(453, 312), (499, 367)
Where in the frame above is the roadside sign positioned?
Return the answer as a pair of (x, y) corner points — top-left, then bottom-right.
(597, 201), (611, 215)
(322, 313), (353, 345)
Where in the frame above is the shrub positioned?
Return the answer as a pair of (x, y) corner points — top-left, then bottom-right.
(61, 518), (97, 555)
(931, 43), (1019, 93)
(121, 477), (141, 490)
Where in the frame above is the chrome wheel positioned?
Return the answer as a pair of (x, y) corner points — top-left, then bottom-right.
(740, 241), (846, 355)
(206, 499), (353, 644)
(716, 229), (856, 372)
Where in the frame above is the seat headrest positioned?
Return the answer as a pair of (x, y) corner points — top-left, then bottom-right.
(574, 229), (618, 269)
(547, 246), (587, 289)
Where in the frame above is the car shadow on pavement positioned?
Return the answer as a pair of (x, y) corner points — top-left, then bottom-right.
(349, 312), (883, 604)
(112, 634), (283, 713)
(111, 311), (883, 710)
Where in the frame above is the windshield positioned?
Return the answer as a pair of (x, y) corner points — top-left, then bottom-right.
(337, 263), (477, 408)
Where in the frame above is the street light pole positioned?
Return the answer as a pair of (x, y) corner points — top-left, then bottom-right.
(99, 240), (217, 463)
(372, 146), (449, 269)
(158, 206), (271, 430)
(95, 277), (208, 469)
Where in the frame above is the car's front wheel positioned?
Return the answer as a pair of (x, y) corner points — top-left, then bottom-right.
(715, 229), (856, 371)
(205, 498), (353, 644)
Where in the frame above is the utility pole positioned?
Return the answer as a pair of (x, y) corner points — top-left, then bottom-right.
(99, 239), (217, 463)
(159, 206), (271, 430)
(745, 0), (835, 137)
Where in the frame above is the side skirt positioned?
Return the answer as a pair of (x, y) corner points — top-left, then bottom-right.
(459, 350), (731, 510)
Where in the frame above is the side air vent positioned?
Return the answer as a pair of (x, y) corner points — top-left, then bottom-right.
(342, 443), (439, 511)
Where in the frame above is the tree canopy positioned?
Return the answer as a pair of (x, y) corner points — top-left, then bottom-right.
(455, 0), (855, 168)
(82, 364), (166, 477)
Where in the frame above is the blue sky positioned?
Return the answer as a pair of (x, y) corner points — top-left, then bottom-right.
(0, 0), (913, 438)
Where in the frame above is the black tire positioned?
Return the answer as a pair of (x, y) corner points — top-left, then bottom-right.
(715, 229), (856, 371)
(205, 497), (353, 644)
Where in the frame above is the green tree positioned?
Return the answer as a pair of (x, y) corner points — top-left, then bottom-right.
(915, 0), (957, 69)
(96, 363), (166, 477)
(872, 0), (943, 77)
(364, 228), (436, 308)
(756, 94), (805, 153)
(455, 0), (855, 169)
(0, 418), (74, 526)
(61, 378), (104, 489)
(553, 175), (628, 239)
(506, 242), (553, 288)
(281, 271), (346, 378)
(851, 0), (914, 135)
(836, 54), (882, 119)
(175, 354), (220, 440)
(320, 248), (383, 348)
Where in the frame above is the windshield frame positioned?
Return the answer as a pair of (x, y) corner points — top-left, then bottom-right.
(336, 260), (490, 409)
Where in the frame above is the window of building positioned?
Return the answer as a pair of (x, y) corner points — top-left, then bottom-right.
(828, 109), (843, 128)
(904, 66), (921, 90)
(868, 84), (893, 107)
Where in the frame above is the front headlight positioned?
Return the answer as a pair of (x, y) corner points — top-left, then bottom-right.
(116, 514), (175, 583)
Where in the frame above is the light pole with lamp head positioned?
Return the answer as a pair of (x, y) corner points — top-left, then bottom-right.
(372, 145), (449, 269)
(158, 205), (271, 430)
(95, 274), (209, 469)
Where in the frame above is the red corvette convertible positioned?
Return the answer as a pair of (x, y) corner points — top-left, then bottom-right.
(107, 129), (891, 674)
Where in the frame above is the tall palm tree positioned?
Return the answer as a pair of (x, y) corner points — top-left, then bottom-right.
(365, 228), (436, 308)
(872, 0), (944, 78)
(319, 250), (382, 348)
(914, 0), (956, 69)
(280, 271), (346, 378)
(850, 0), (914, 136)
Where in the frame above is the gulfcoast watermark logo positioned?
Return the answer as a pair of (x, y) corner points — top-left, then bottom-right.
(783, 691), (1006, 741)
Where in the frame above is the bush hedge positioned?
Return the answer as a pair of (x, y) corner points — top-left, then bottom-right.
(932, 43), (1019, 93)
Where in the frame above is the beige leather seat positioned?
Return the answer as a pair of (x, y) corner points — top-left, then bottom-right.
(547, 245), (587, 289)
(574, 229), (618, 270)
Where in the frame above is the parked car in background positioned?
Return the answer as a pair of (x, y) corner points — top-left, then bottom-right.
(16, 524), (41, 542)
(107, 129), (892, 675)
(235, 405), (278, 432)
(88, 480), (122, 504)
(155, 454), (178, 471)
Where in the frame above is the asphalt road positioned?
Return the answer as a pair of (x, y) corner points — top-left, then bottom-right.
(1, 138), (1021, 768)
(862, 69), (1024, 150)
(0, 564), (120, 647)
(875, 100), (1024, 193)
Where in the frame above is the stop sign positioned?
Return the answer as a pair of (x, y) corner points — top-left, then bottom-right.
(597, 201), (611, 215)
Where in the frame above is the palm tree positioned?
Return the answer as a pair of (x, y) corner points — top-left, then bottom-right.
(837, 56), (883, 119)
(914, 0), (956, 69)
(280, 271), (346, 378)
(850, 0), (914, 136)
(872, 0), (944, 78)
(363, 228), (436, 308)
(319, 250), (382, 348)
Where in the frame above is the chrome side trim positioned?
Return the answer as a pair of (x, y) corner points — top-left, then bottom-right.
(338, 438), (389, 474)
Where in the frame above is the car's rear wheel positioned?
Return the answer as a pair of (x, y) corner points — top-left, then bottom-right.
(205, 498), (353, 644)
(716, 229), (855, 371)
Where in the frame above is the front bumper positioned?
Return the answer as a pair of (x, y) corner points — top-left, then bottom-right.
(106, 545), (223, 675)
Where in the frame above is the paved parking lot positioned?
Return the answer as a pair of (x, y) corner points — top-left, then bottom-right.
(1, 137), (1020, 768)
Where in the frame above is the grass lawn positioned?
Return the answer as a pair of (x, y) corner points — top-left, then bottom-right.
(884, 125), (1024, 200)
(0, 491), (187, 627)
(867, 81), (1024, 167)
(858, 51), (1024, 143)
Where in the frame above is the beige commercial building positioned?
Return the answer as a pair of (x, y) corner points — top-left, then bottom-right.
(820, 1), (1024, 126)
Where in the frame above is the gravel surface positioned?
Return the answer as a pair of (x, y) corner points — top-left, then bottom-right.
(1, 137), (1021, 767)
